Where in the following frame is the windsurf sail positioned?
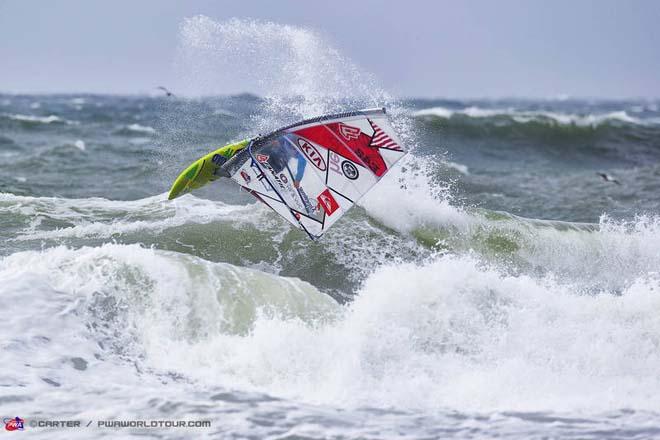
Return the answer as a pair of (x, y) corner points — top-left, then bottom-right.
(225, 108), (406, 239)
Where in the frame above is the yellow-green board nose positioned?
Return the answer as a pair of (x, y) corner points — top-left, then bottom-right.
(167, 139), (250, 200)
(167, 161), (202, 200)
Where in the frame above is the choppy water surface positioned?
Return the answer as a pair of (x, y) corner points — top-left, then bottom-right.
(2, 16), (660, 439)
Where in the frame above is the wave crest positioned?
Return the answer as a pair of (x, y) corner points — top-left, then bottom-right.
(413, 106), (656, 127)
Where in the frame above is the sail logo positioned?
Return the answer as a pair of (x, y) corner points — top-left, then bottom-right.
(259, 158), (304, 211)
(4, 417), (25, 431)
(297, 187), (316, 215)
(328, 151), (342, 175)
(297, 138), (326, 171)
(369, 121), (402, 151)
(341, 161), (359, 180)
(316, 189), (339, 216)
(339, 123), (361, 140)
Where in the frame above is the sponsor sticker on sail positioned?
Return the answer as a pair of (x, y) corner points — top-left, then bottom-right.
(297, 138), (326, 170)
(339, 123), (361, 140)
(316, 189), (339, 216)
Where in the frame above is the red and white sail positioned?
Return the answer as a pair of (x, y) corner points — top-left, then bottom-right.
(229, 108), (406, 239)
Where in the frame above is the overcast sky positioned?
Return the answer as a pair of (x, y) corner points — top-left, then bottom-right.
(1, 0), (659, 98)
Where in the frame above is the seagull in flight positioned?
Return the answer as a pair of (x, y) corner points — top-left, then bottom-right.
(597, 172), (621, 185)
(156, 86), (174, 97)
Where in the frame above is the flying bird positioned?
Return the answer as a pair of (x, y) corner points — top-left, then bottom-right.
(597, 172), (621, 185)
(156, 86), (174, 97)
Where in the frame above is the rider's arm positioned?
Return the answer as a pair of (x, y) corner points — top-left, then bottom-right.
(294, 151), (307, 183)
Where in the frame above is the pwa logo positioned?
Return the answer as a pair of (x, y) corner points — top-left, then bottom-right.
(4, 417), (25, 431)
(297, 138), (326, 171)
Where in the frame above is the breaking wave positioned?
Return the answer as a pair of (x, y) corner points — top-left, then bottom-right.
(3, 15), (660, 438)
(115, 123), (157, 135)
(3, 238), (660, 414)
(1, 113), (76, 125)
(413, 106), (658, 127)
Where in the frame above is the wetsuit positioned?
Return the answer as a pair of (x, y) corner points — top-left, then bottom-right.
(262, 136), (307, 183)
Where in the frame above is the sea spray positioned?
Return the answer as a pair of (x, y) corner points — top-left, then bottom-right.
(2, 16), (660, 439)
(176, 16), (390, 123)
(5, 244), (660, 414)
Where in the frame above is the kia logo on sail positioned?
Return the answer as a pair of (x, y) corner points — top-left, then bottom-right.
(297, 138), (326, 171)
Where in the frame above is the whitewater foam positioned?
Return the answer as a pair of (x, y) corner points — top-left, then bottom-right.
(3, 113), (75, 124)
(0, 244), (340, 438)
(3, 14), (660, 438)
(1, 193), (270, 241)
(443, 160), (470, 175)
(359, 154), (471, 234)
(73, 139), (86, 151)
(171, 253), (660, 412)
(125, 123), (156, 134)
(413, 106), (652, 127)
(5, 243), (659, 415)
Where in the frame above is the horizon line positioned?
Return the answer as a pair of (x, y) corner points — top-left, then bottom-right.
(1, 90), (659, 102)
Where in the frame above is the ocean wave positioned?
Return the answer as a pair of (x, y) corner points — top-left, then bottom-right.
(0, 134), (15, 146)
(359, 154), (472, 233)
(0, 189), (429, 297)
(5, 165), (659, 299)
(406, 210), (660, 294)
(0, 243), (338, 334)
(72, 139), (86, 151)
(4, 243), (659, 413)
(357, 158), (660, 293)
(127, 123), (156, 133)
(0, 192), (268, 241)
(1, 113), (76, 125)
(442, 160), (469, 175)
(2, 160), (660, 423)
(412, 106), (656, 127)
(114, 123), (157, 135)
(0, 243), (339, 419)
